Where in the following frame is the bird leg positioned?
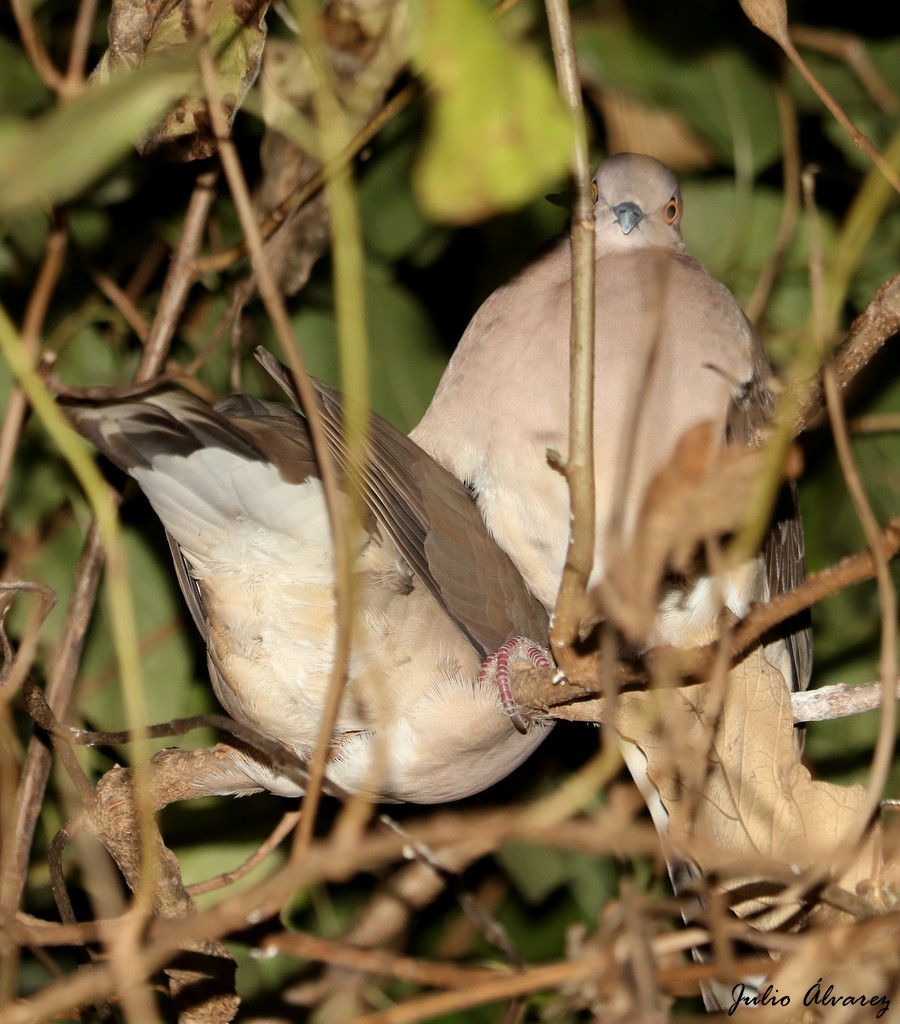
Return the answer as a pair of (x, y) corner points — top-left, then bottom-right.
(478, 637), (551, 734)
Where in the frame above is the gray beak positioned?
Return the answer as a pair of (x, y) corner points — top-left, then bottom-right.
(612, 201), (644, 235)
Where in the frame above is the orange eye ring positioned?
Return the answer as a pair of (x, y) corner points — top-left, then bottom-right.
(664, 197), (680, 224)
(591, 180), (600, 204)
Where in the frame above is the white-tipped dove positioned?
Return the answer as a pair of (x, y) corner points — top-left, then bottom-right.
(412, 153), (812, 1006)
(64, 347), (552, 805)
(413, 153), (808, 679)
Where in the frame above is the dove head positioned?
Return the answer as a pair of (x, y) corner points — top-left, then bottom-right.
(592, 153), (684, 251)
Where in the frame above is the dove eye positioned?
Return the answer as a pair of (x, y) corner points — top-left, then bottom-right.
(591, 180), (600, 204)
(664, 197), (681, 224)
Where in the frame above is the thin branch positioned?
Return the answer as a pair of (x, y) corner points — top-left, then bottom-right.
(790, 679), (900, 724)
(790, 25), (898, 114)
(258, 930), (510, 989)
(64, 0), (100, 93)
(0, 581), (57, 695)
(804, 169), (898, 836)
(342, 952), (662, 1024)
(544, 0), (596, 676)
(511, 662), (900, 728)
(22, 678), (315, 795)
(795, 272), (900, 433)
(851, 413), (900, 433)
(186, 809), (301, 896)
(0, 222), (68, 514)
(9, 0), (64, 93)
(745, 81), (801, 325)
(138, 169), (219, 383)
(85, 262), (150, 343)
(729, 516), (900, 660)
(739, 0), (900, 192)
(286, 0), (375, 857)
(196, 9), (357, 868)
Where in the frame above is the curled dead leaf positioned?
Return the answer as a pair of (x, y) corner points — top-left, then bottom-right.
(95, 0), (269, 161)
(738, 0), (790, 48)
(597, 422), (801, 647)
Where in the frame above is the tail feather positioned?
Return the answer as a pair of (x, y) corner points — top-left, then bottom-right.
(63, 391), (330, 561)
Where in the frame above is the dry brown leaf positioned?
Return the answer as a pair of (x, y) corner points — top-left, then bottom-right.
(617, 647), (878, 927)
(95, 0), (269, 161)
(598, 423), (800, 646)
(252, 3), (408, 293)
(738, 0), (791, 48)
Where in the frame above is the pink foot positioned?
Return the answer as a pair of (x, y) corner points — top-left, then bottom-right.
(478, 637), (551, 735)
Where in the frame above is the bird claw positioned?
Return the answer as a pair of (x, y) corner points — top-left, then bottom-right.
(478, 637), (552, 735)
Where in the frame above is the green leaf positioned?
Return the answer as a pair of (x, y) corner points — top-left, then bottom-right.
(0, 55), (197, 214)
(0, 35), (48, 115)
(679, 178), (837, 339)
(359, 131), (434, 262)
(500, 840), (620, 919)
(78, 523), (204, 755)
(410, 0), (573, 223)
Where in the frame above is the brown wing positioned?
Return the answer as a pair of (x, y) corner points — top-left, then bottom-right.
(726, 336), (812, 693)
(253, 347), (549, 657)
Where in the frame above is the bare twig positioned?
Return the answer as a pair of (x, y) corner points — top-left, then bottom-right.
(0, 581), (56, 695)
(730, 516), (900, 658)
(186, 809), (301, 896)
(259, 930), (511, 989)
(138, 169), (219, 383)
(64, 0), (100, 92)
(544, 0), (596, 676)
(196, 6), (357, 865)
(745, 81), (801, 325)
(851, 413), (900, 434)
(0, 222), (68, 513)
(795, 272), (900, 433)
(791, 679), (900, 724)
(791, 25), (899, 114)
(9, 0), (64, 93)
(739, 0), (900, 193)
(22, 678), (314, 795)
(85, 262), (150, 343)
(804, 170), (897, 834)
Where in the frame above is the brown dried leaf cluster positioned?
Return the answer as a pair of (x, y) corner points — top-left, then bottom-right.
(254, 1), (408, 294)
(96, 0), (269, 160)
